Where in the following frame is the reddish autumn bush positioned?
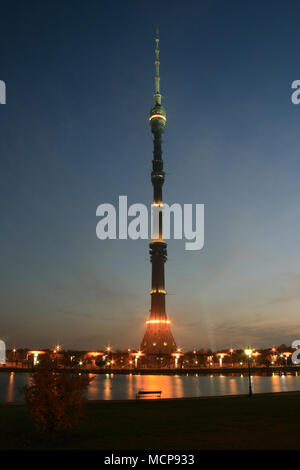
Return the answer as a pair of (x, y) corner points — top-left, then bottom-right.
(22, 355), (91, 433)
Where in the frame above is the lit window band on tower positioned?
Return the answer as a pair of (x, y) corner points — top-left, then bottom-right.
(140, 30), (177, 358)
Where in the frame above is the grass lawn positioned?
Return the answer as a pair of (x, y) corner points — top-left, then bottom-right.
(0, 393), (300, 449)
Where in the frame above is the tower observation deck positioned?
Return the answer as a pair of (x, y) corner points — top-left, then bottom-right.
(140, 30), (177, 356)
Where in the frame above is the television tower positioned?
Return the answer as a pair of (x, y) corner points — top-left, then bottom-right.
(140, 30), (177, 356)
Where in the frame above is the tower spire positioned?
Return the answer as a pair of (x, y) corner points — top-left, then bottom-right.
(154, 28), (161, 105)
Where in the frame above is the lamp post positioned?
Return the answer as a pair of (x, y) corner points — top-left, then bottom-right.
(229, 348), (234, 367)
(245, 348), (253, 397)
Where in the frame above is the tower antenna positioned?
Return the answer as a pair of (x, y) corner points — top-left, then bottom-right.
(154, 28), (161, 105)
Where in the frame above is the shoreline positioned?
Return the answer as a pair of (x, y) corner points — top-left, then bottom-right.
(0, 365), (299, 375)
(2, 389), (300, 406)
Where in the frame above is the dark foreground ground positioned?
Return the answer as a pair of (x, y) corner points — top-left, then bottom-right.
(1, 393), (300, 450)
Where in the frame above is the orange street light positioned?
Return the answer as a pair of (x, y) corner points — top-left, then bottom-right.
(244, 348), (253, 396)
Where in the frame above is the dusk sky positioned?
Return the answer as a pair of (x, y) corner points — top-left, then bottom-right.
(1, 0), (300, 350)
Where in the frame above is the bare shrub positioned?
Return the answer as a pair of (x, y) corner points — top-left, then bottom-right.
(22, 355), (91, 433)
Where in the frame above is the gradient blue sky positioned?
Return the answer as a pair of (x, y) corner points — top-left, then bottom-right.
(1, 0), (300, 350)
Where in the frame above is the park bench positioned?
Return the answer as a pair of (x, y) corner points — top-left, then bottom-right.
(136, 390), (162, 400)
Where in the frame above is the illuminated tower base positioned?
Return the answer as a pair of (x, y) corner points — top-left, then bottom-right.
(141, 322), (176, 355)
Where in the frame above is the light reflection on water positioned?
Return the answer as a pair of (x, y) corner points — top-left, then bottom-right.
(84, 373), (300, 400)
(7, 372), (14, 402)
(0, 372), (299, 402)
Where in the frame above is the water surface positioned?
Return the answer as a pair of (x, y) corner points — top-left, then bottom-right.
(1, 372), (299, 402)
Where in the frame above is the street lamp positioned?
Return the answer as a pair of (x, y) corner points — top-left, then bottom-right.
(245, 348), (253, 397)
(229, 349), (234, 367)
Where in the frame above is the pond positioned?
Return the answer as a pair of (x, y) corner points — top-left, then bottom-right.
(0, 371), (299, 402)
